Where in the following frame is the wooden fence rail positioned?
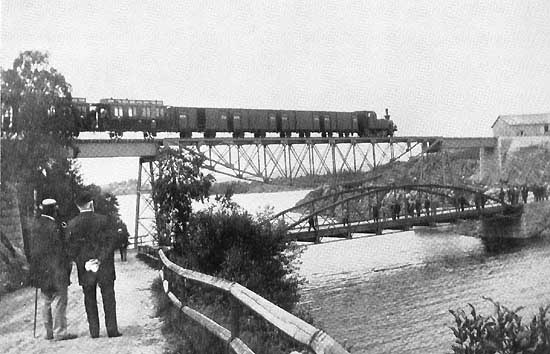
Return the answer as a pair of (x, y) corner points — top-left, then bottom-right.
(156, 248), (350, 354)
(137, 245), (161, 263)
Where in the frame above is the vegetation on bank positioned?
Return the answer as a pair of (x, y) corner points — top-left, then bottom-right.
(291, 150), (479, 216)
(501, 146), (550, 186)
(147, 148), (313, 353)
(101, 173), (351, 197)
(100, 179), (138, 195)
(450, 298), (550, 354)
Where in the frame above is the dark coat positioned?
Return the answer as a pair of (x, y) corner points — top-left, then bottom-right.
(67, 211), (118, 287)
(119, 232), (129, 249)
(28, 215), (71, 292)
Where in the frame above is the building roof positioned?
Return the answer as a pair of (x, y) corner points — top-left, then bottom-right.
(492, 113), (550, 128)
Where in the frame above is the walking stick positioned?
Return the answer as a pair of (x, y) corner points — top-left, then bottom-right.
(33, 287), (38, 338)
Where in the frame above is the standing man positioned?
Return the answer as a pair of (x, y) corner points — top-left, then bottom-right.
(308, 215), (316, 232)
(521, 185), (529, 204)
(67, 192), (122, 338)
(28, 199), (77, 341)
(118, 228), (129, 262)
(372, 203), (379, 222)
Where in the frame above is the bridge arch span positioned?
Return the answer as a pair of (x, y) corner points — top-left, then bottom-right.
(269, 184), (510, 242)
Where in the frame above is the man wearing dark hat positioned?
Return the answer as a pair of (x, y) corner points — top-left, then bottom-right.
(66, 192), (122, 338)
(28, 198), (77, 341)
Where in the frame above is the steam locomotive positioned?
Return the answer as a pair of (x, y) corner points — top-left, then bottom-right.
(4, 97), (398, 139)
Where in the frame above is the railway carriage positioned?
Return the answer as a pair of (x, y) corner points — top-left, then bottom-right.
(335, 111), (354, 137)
(279, 110), (296, 137)
(323, 111), (337, 137)
(204, 108), (230, 138)
(295, 111), (313, 137)
(97, 98), (165, 137)
(168, 106), (198, 138)
(229, 109), (250, 138)
(249, 109), (269, 137)
(266, 110), (278, 134)
(71, 97), (94, 132)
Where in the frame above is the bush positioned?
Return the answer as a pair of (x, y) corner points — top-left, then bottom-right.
(161, 199), (309, 354)
(175, 201), (301, 308)
(450, 297), (550, 354)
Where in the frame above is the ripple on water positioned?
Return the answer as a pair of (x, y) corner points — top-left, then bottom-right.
(298, 230), (550, 354)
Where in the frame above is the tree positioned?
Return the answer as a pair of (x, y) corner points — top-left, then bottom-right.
(0, 51), (129, 264)
(151, 147), (214, 246)
(1, 50), (78, 217)
(151, 151), (306, 353)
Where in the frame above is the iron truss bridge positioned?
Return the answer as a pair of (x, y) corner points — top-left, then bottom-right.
(161, 136), (438, 182)
(268, 184), (522, 243)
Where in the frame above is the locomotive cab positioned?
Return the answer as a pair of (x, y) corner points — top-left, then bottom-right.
(356, 110), (378, 137)
(383, 108), (397, 137)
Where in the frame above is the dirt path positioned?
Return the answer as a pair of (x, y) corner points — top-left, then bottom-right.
(0, 250), (167, 354)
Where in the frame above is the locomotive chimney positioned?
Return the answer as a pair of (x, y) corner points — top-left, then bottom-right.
(384, 108), (390, 120)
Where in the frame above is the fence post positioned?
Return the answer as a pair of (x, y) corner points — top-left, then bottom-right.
(230, 298), (242, 340)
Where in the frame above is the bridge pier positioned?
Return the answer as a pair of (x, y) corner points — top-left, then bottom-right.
(480, 212), (521, 240)
(480, 202), (550, 240)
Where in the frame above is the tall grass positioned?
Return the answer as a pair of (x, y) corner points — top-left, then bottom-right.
(450, 297), (550, 354)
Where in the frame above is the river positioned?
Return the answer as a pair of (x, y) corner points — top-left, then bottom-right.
(116, 191), (550, 354)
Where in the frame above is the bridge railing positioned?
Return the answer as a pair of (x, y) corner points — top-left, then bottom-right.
(137, 244), (161, 262)
(133, 234), (156, 248)
(156, 248), (349, 354)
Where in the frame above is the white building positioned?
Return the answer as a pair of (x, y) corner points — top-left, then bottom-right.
(492, 113), (550, 137)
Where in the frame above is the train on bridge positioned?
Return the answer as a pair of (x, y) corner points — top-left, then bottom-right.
(2, 96), (397, 139)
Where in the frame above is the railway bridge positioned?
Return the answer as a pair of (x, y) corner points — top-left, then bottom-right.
(71, 135), (500, 245)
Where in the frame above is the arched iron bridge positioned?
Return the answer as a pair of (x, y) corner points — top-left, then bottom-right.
(268, 184), (522, 243)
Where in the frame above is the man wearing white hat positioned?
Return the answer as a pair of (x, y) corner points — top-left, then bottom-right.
(28, 198), (77, 341)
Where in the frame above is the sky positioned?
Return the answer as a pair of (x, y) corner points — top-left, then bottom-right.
(2, 0), (550, 185)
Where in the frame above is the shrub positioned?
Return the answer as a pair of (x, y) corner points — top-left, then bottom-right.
(450, 297), (550, 354)
(163, 199), (308, 353)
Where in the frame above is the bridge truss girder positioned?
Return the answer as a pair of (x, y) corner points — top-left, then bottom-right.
(165, 137), (434, 183)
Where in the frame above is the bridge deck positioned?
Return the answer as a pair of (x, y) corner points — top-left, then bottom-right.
(72, 136), (496, 158)
(286, 205), (511, 242)
(0, 251), (166, 354)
